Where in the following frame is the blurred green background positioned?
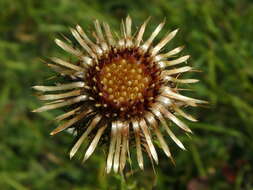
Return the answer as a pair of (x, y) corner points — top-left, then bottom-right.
(1, 0), (253, 189)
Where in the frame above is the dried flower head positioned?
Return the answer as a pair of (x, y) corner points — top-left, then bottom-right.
(33, 16), (207, 173)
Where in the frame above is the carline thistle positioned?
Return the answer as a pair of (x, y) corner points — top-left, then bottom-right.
(33, 16), (207, 173)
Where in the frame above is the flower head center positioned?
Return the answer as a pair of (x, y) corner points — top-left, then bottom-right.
(99, 58), (150, 107)
(87, 48), (162, 118)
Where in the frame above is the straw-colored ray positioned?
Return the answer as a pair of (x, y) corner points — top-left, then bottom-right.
(69, 114), (102, 159)
(132, 120), (144, 170)
(33, 16), (206, 173)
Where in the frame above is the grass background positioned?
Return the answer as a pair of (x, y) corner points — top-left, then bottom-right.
(1, 0), (253, 189)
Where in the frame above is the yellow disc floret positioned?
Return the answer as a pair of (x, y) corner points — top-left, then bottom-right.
(99, 58), (150, 107)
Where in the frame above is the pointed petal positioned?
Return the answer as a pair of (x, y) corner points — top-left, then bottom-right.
(158, 55), (190, 69)
(55, 107), (81, 121)
(162, 75), (199, 84)
(113, 121), (123, 173)
(117, 20), (126, 49)
(158, 55), (190, 68)
(121, 19), (126, 38)
(173, 106), (198, 122)
(83, 125), (107, 162)
(126, 134), (132, 170)
(120, 122), (129, 172)
(144, 111), (172, 158)
(151, 29), (179, 55)
(38, 90), (81, 101)
(47, 64), (75, 76)
(32, 82), (85, 92)
(125, 15), (133, 47)
(159, 104), (192, 133)
(161, 66), (192, 75)
(141, 21), (165, 52)
(33, 95), (88, 112)
(50, 108), (93, 135)
(76, 25), (103, 55)
(69, 114), (102, 158)
(55, 38), (82, 57)
(70, 28), (96, 58)
(132, 120), (144, 170)
(76, 25), (93, 45)
(126, 15), (132, 38)
(94, 20), (108, 51)
(161, 86), (208, 105)
(135, 17), (150, 46)
(151, 104), (185, 150)
(103, 22), (115, 46)
(155, 46), (184, 61)
(44, 99), (64, 105)
(94, 20), (105, 41)
(106, 122), (117, 173)
(139, 119), (158, 164)
(142, 142), (156, 173)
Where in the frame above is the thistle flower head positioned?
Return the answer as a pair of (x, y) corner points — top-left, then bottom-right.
(33, 16), (207, 173)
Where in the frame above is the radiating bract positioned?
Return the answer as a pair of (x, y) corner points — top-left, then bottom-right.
(33, 16), (207, 173)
